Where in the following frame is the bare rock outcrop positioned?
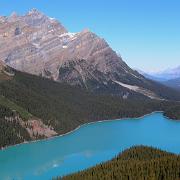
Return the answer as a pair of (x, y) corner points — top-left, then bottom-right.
(0, 9), (170, 99)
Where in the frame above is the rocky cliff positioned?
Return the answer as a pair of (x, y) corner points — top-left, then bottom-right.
(0, 9), (179, 100)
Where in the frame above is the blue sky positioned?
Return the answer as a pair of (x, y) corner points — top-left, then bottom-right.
(0, 0), (180, 72)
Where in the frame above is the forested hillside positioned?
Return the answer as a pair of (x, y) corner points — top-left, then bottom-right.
(0, 69), (180, 148)
(59, 146), (180, 180)
(0, 104), (31, 148)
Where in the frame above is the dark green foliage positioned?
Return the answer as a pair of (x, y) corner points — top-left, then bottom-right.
(0, 104), (14, 118)
(164, 105), (180, 120)
(0, 104), (31, 148)
(59, 146), (180, 180)
(0, 70), (180, 136)
(0, 70), (179, 149)
(0, 96), (33, 120)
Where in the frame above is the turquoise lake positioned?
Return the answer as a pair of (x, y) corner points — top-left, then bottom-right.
(0, 112), (180, 180)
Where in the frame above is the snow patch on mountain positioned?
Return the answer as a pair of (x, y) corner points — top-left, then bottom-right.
(59, 32), (77, 38)
(114, 81), (162, 100)
(114, 81), (139, 91)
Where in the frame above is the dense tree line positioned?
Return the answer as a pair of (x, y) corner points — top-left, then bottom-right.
(57, 146), (180, 180)
(0, 70), (180, 136)
(164, 105), (180, 120)
(0, 104), (14, 118)
(0, 70), (179, 148)
(0, 104), (31, 148)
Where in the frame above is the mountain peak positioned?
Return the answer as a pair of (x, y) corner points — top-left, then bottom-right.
(27, 8), (43, 16)
(0, 9), (177, 100)
(82, 28), (90, 33)
(10, 11), (18, 17)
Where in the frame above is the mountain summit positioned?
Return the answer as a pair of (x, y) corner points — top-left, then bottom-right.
(0, 9), (179, 100)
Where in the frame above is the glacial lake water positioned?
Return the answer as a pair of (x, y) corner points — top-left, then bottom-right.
(0, 112), (180, 180)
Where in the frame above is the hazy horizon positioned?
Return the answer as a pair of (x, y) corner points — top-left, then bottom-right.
(0, 0), (179, 72)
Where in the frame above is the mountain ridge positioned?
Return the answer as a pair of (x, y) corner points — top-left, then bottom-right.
(143, 65), (180, 81)
(137, 67), (180, 90)
(0, 9), (180, 100)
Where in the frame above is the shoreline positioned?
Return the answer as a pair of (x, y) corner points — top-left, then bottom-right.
(0, 111), (166, 151)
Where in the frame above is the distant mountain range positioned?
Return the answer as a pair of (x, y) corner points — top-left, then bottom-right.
(136, 69), (167, 82)
(137, 66), (180, 90)
(0, 9), (180, 100)
(149, 66), (180, 81)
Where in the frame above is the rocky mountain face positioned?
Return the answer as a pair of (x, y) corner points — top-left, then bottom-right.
(0, 9), (179, 100)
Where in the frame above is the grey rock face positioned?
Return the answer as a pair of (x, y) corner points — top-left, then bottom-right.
(0, 9), (177, 100)
(0, 10), (138, 81)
